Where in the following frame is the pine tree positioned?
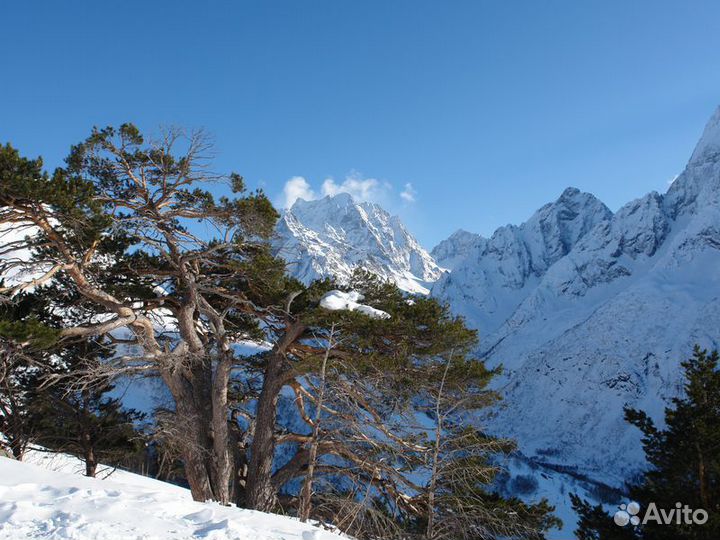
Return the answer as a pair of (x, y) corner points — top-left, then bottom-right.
(570, 494), (637, 540)
(0, 295), (59, 459)
(237, 270), (559, 538)
(624, 346), (720, 539)
(570, 346), (720, 540)
(1, 130), (281, 504)
(32, 340), (146, 477)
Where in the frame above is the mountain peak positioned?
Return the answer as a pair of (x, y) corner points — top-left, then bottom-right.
(274, 195), (442, 294)
(664, 106), (720, 216)
(552, 186), (607, 209)
(431, 229), (485, 270)
(559, 186), (581, 198)
(525, 188), (612, 266)
(689, 105), (720, 165)
(291, 192), (355, 211)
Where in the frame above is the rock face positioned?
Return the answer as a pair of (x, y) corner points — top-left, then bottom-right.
(273, 193), (443, 294)
(431, 106), (720, 488)
(431, 188), (612, 335)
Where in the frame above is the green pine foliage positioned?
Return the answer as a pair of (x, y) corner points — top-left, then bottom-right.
(0, 297), (59, 459)
(571, 346), (720, 540)
(249, 269), (560, 538)
(624, 346), (720, 539)
(32, 341), (146, 477)
(570, 494), (637, 540)
(409, 345), (560, 539)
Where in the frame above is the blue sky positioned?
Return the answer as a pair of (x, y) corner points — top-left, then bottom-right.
(3, 1), (720, 247)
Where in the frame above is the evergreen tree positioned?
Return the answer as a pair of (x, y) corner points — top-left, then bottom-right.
(1, 130), (281, 504)
(0, 295), (58, 459)
(33, 341), (146, 477)
(238, 270), (559, 539)
(0, 342), (42, 459)
(570, 494), (637, 540)
(571, 346), (720, 540)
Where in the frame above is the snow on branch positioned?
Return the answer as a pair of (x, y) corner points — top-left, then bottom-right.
(319, 290), (390, 320)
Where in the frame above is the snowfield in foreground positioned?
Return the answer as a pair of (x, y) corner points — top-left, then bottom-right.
(0, 455), (342, 540)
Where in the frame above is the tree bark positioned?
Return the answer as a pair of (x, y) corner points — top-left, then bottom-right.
(209, 353), (233, 505)
(85, 450), (97, 478)
(245, 322), (305, 511)
(183, 449), (215, 502)
(82, 430), (97, 477)
(162, 370), (216, 502)
(696, 442), (709, 509)
(245, 351), (285, 511)
(9, 439), (24, 461)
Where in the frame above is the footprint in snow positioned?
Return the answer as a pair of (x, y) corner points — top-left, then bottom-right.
(194, 518), (232, 537)
(182, 508), (215, 524)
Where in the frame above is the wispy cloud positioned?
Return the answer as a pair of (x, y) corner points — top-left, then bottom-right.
(279, 176), (317, 208)
(277, 172), (405, 208)
(400, 182), (417, 203)
(320, 174), (388, 202)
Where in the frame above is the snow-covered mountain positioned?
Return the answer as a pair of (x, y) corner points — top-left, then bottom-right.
(432, 188), (612, 334)
(431, 106), (720, 493)
(273, 193), (443, 294)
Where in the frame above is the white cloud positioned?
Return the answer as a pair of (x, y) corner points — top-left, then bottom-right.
(278, 172), (405, 209)
(279, 176), (317, 208)
(400, 182), (417, 203)
(320, 174), (386, 202)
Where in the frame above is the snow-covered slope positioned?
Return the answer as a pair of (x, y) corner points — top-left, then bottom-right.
(0, 452), (341, 540)
(273, 193), (443, 294)
(431, 106), (720, 495)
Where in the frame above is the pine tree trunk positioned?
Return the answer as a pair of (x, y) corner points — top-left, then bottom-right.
(182, 403), (216, 503)
(246, 322), (305, 512)
(427, 354), (452, 540)
(82, 432), (97, 477)
(209, 354), (233, 505)
(166, 377), (231, 504)
(9, 439), (23, 461)
(85, 451), (97, 478)
(426, 419), (441, 539)
(696, 442), (709, 509)
(183, 449), (215, 502)
(245, 351), (285, 511)
(166, 374), (216, 503)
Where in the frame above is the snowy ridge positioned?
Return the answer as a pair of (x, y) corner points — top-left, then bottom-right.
(273, 193), (444, 294)
(688, 105), (720, 166)
(431, 187), (612, 334)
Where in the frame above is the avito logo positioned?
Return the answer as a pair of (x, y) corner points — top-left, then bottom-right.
(614, 501), (641, 526)
(614, 501), (709, 527)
